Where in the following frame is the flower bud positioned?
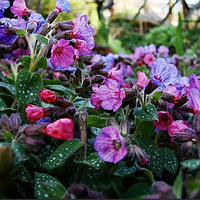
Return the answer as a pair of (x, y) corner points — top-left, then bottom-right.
(0, 145), (13, 180)
(181, 141), (194, 153)
(38, 23), (51, 36)
(106, 118), (120, 130)
(39, 89), (57, 103)
(12, 37), (28, 50)
(120, 120), (130, 136)
(19, 123), (47, 136)
(0, 114), (12, 132)
(194, 111), (200, 140)
(47, 9), (59, 24)
(44, 118), (74, 140)
(55, 21), (73, 31)
(144, 80), (158, 95)
(25, 104), (46, 123)
(90, 75), (104, 84)
(0, 44), (6, 54)
(55, 96), (73, 108)
(82, 79), (91, 88)
(27, 21), (37, 34)
(75, 68), (83, 83)
(10, 113), (21, 132)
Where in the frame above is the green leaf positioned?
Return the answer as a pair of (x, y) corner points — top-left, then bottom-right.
(160, 147), (178, 176)
(46, 85), (74, 96)
(12, 139), (29, 162)
(2, 131), (13, 142)
(0, 81), (16, 96)
(16, 69), (42, 106)
(181, 159), (200, 170)
(136, 137), (163, 177)
(114, 165), (137, 177)
(140, 168), (155, 184)
(16, 163), (33, 183)
(34, 34), (48, 45)
(135, 103), (158, 121)
(0, 97), (7, 108)
(21, 56), (47, 70)
(0, 70), (8, 83)
(173, 172), (182, 199)
(34, 172), (66, 199)
(125, 182), (151, 198)
(86, 115), (107, 128)
(151, 91), (162, 101)
(43, 140), (82, 170)
(136, 118), (155, 137)
(75, 152), (105, 169)
(16, 29), (26, 37)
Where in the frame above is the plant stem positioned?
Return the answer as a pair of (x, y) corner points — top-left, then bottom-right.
(120, 107), (125, 120)
(132, 120), (143, 139)
(29, 45), (46, 73)
(137, 93), (145, 107)
(75, 111), (87, 184)
(24, 35), (34, 72)
(70, 94), (77, 102)
(155, 130), (162, 146)
(11, 97), (17, 109)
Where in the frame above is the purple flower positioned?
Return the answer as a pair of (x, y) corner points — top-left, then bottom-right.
(188, 73), (200, 91)
(107, 66), (124, 85)
(90, 83), (103, 110)
(49, 38), (75, 71)
(94, 126), (127, 164)
(144, 53), (155, 67)
(73, 38), (94, 59)
(27, 12), (46, 33)
(158, 45), (169, 56)
(0, 0), (10, 17)
(186, 88), (200, 115)
(4, 47), (30, 59)
(148, 44), (157, 54)
(55, 0), (71, 13)
(71, 13), (95, 46)
(11, 0), (29, 18)
(96, 79), (126, 112)
(150, 58), (178, 89)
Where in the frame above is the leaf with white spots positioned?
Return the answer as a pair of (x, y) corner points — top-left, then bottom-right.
(181, 159), (200, 170)
(16, 69), (42, 107)
(46, 85), (75, 96)
(114, 161), (137, 177)
(34, 172), (66, 199)
(160, 147), (178, 176)
(43, 140), (82, 170)
(136, 137), (163, 177)
(135, 103), (158, 121)
(12, 139), (29, 162)
(0, 81), (16, 96)
(75, 152), (105, 169)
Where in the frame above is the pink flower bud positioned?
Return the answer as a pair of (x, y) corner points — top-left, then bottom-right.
(25, 104), (45, 123)
(39, 89), (57, 103)
(44, 118), (74, 140)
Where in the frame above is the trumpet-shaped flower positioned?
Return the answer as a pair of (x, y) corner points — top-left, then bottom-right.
(55, 0), (71, 13)
(94, 126), (127, 164)
(136, 71), (149, 89)
(49, 38), (75, 71)
(11, 0), (29, 18)
(150, 58), (178, 90)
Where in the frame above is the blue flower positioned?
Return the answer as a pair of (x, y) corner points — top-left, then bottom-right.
(150, 58), (178, 90)
(0, 0), (10, 18)
(36, 117), (51, 124)
(56, 0), (71, 13)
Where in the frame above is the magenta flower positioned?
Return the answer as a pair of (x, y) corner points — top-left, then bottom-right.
(144, 53), (155, 67)
(148, 44), (157, 54)
(107, 66), (124, 85)
(71, 13), (95, 46)
(167, 120), (191, 137)
(136, 71), (149, 89)
(188, 74), (200, 91)
(150, 58), (178, 90)
(55, 0), (71, 13)
(94, 126), (127, 164)
(11, 0), (29, 18)
(49, 39), (75, 71)
(153, 111), (173, 131)
(186, 88), (200, 115)
(97, 79), (126, 112)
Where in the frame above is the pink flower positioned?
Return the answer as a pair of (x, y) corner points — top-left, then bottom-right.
(39, 89), (57, 104)
(167, 120), (191, 137)
(158, 45), (169, 56)
(73, 39), (94, 59)
(11, 0), (29, 18)
(25, 104), (45, 123)
(136, 71), (149, 89)
(50, 39), (75, 70)
(153, 111), (173, 130)
(144, 53), (155, 67)
(94, 126), (127, 164)
(90, 84), (103, 110)
(107, 67), (124, 85)
(44, 118), (74, 140)
(186, 88), (200, 115)
(97, 79), (126, 112)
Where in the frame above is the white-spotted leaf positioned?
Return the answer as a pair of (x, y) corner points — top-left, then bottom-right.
(43, 140), (82, 170)
(181, 159), (200, 170)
